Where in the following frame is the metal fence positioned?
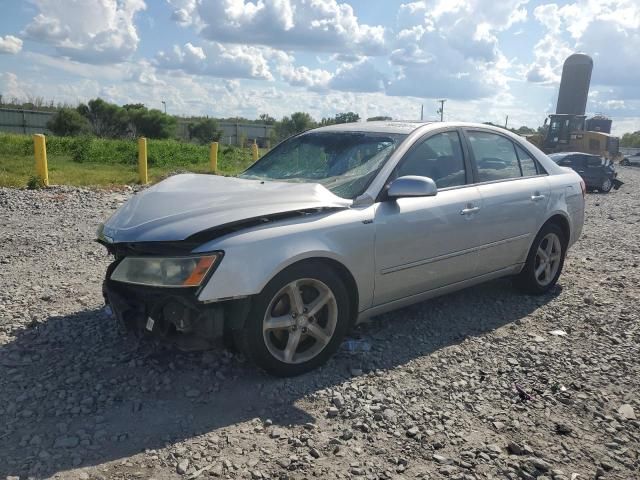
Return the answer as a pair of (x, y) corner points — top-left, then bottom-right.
(0, 108), (53, 135)
(0, 108), (275, 146)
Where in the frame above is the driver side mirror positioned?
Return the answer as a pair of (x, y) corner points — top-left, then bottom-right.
(387, 175), (438, 199)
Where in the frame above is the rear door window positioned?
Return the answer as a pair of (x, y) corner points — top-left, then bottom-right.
(586, 156), (602, 168)
(466, 131), (521, 181)
(571, 156), (587, 169)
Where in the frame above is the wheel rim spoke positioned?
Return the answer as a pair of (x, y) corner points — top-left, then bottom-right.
(306, 323), (331, 345)
(264, 314), (295, 332)
(537, 247), (548, 262)
(535, 263), (546, 279)
(545, 238), (554, 256)
(307, 290), (331, 317)
(283, 329), (302, 363)
(286, 282), (304, 315)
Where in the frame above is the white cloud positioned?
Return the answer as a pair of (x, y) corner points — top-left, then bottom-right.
(167, 0), (198, 26)
(278, 65), (332, 90)
(23, 0), (146, 64)
(278, 59), (386, 93)
(183, 0), (386, 56)
(387, 0), (528, 100)
(329, 60), (386, 93)
(527, 0), (640, 90)
(156, 41), (276, 80)
(0, 35), (23, 54)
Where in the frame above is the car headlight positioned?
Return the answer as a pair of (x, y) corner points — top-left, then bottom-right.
(110, 253), (222, 287)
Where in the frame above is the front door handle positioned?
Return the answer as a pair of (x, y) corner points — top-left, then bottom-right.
(460, 206), (480, 215)
(531, 194), (545, 201)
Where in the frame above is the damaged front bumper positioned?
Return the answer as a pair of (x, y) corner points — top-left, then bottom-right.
(102, 262), (250, 351)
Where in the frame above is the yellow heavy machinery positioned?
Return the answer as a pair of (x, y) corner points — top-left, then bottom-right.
(526, 54), (623, 162)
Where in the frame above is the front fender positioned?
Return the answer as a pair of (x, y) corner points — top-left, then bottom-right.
(194, 207), (375, 312)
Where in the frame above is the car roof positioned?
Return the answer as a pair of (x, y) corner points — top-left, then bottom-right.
(309, 120), (545, 136)
(550, 152), (599, 157)
(311, 121), (433, 134)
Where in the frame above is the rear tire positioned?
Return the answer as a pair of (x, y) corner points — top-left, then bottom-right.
(600, 178), (612, 193)
(621, 159), (630, 166)
(515, 223), (566, 295)
(234, 261), (351, 377)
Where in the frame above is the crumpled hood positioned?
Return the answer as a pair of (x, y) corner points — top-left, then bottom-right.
(102, 174), (351, 243)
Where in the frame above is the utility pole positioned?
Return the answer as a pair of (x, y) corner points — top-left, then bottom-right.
(437, 99), (446, 122)
(161, 100), (167, 114)
(420, 104), (424, 121)
(504, 115), (509, 129)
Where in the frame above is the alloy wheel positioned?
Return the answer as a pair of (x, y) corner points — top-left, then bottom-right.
(534, 233), (562, 286)
(601, 178), (612, 192)
(262, 278), (338, 364)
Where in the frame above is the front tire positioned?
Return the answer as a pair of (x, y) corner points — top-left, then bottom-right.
(515, 223), (566, 294)
(235, 261), (351, 377)
(621, 159), (630, 166)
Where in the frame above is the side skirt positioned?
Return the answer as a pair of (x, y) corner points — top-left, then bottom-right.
(355, 264), (523, 323)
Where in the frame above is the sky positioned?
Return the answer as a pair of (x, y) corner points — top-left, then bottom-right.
(0, 0), (638, 135)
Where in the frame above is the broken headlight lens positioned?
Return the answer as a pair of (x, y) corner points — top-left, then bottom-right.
(110, 254), (221, 287)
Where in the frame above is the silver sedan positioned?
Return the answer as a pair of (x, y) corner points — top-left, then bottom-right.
(98, 121), (585, 376)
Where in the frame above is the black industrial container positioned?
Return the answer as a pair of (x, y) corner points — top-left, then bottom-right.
(586, 116), (612, 133)
(556, 53), (593, 116)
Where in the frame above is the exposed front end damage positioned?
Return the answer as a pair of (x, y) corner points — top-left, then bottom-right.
(100, 248), (251, 351)
(96, 173), (351, 350)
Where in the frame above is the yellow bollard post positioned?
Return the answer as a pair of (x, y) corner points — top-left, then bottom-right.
(33, 134), (49, 187)
(251, 141), (259, 162)
(210, 142), (218, 173)
(138, 137), (148, 184)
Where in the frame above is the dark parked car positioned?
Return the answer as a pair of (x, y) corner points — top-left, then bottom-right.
(620, 152), (640, 166)
(549, 152), (621, 193)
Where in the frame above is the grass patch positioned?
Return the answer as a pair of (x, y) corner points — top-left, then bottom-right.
(0, 133), (263, 188)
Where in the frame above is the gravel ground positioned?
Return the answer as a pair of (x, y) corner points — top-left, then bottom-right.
(1, 169), (638, 480)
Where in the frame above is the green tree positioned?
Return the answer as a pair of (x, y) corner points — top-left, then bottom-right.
(275, 112), (316, 140)
(334, 112), (360, 124)
(78, 98), (130, 138)
(514, 126), (535, 135)
(621, 131), (640, 147)
(259, 113), (276, 124)
(367, 116), (392, 121)
(46, 108), (91, 136)
(320, 111), (361, 126)
(128, 108), (176, 139)
(188, 118), (223, 144)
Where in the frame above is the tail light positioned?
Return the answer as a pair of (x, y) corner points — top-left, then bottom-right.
(579, 179), (586, 198)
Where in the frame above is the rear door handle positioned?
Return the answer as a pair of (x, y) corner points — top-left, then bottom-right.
(460, 206), (480, 215)
(531, 194), (545, 201)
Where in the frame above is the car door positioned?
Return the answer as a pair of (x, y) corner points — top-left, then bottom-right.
(584, 155), (604, 186)
(373, 130), (482, 306)
(566, 155), (586, 181)
(462, 130), (550, 274)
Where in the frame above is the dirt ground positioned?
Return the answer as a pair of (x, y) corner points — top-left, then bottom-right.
(1, 168), (638, 480)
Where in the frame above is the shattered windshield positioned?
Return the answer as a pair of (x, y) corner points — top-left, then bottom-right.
(240, 131), (407, 199)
